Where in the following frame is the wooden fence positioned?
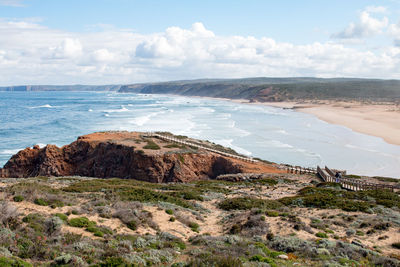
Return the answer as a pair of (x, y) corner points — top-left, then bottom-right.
(143, 132), (259, 163)
(317, 166), (395, 192)
(278, 165), (317, 174)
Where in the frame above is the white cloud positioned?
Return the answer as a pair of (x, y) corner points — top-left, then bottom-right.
(365, 6), (387, 13)
(0, 19), (400, 85)
(389, 21), (400, 46)
(51, 38), (83, 59)
(332, 7), (388, 39)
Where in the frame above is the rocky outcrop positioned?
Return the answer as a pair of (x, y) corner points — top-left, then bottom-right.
(0, 132), (250, 182)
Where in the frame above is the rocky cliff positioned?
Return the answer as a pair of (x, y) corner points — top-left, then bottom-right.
(0, 132), (279, 182)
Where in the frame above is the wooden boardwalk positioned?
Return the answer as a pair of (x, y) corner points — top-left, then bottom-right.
(143, 132), (259, 163)
(317, 166), (395, 192)
(278, 164), (317, 174)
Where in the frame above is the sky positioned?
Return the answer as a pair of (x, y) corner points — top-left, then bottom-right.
(0, 0), (400, 85)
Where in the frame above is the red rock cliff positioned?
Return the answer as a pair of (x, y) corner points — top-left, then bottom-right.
(0, 132), (279, 182)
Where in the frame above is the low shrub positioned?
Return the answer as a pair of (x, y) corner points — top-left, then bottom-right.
(143, 140), (160, 150)
(189, 222), (200, 232)
(218, 197), (282, 211)
(188, 254), (243, 267)
(315, 232), (328, 238)
(249, 255), (276, 267)
(165, 209), (174, 215)
(392, 242), (400, 249)
(54, 213), (68, 222)
(13, 196), (24, 202)
(33, 198), (48, 206)
(0, 256), (32, 267)
(68, 217), (92, 228)
(126, 220), (137, 231)
(266, 210), (279, 217)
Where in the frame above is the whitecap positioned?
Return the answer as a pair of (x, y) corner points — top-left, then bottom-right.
(35, 143), (46, 148)
(29, 104), (55, 109)
(214, 139), (252, 156)
(88, 109), (93, 112)
(103, 105), (129, 113)
(0, 148), (21, 155)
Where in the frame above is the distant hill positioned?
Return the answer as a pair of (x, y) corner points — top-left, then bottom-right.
(0, 85), (121, 91)
(119, 77), (400, 103)
(2, 77), (400, 102)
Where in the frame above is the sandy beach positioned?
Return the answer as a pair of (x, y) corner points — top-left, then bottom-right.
(259, 101), (400, 146)
(191, 95), (400, 146)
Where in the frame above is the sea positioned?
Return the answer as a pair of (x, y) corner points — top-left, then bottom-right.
(1, 91), (399, 178)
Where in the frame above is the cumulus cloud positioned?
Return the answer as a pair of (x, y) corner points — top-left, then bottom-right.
(389, 21), (400, 46)
(332, 6), (388, 39)
(0, 19), (400, 85)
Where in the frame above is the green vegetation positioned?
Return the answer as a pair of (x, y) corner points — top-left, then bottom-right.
(0, 175), (398, 267)
(54, 213), (68, 221)
(68, 217), (92, 228)
(279, 186), (400, 212)
(165, 209), (174, 215)
(12, 196), (24, 202)
(121, 77), (400, 103)
(189, 222), (200, 232)
(218, 197), (282, 211)
(0, 257), (32, 267)
(315, 232), (328, 238)
(143, 139), (160, 150)
(68, 217), (111, 237)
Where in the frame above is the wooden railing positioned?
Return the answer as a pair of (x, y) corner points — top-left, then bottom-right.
(278, 164), (317, 174)
(317, 166), (395, 192)
(143, 132), (259, 163)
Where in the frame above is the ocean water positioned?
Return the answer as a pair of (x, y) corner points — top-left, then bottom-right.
(1, 91), (400, 178)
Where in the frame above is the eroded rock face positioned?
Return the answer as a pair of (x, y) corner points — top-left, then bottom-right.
(0, 133), (245, 182)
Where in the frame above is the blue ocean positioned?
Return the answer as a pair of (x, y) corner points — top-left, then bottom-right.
(1, 91), (399, 178)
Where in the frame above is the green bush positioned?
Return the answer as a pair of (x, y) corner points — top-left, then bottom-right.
(119, 188), (194, 209)
(143, 140), (160, 150)
(54, 213), (68, 221)
(165, 209), (174, 215)
(68, 217), (92, 228)
(218, 197), (282, 211)
(249, 255), (276, 267)
(0, 256), (32, 267)
(126, 220), (137, 231)
(392, 242), (400, 249)
(169, 217), (176, 222)
(316, 232), (328, 238)
(34, 198), (48, 206)
(33, 197), (64, 208)
(266, 210), (279, 217)
(13, 195), (24, 202)
(189, 222), (200, 232)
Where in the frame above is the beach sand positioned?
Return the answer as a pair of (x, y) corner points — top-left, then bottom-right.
(260, 101), (400, 146)
(178, 95), (400, 147)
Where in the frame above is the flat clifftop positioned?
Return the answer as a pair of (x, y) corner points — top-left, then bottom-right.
(0, 131), (282, 182)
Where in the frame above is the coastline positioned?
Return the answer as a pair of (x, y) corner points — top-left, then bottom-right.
(248, 100), (400, 147)
(183, 95), (400, 146)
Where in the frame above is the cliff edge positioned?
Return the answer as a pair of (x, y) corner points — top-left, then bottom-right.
(0, 131), (281, 182)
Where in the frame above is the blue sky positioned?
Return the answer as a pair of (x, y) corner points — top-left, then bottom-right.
(0, 0), (399, 84)
(1, 0), (398, 42)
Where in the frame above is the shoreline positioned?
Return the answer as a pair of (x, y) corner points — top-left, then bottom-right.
(169, 94), (400, 146)
(243, 100), (400, 147)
